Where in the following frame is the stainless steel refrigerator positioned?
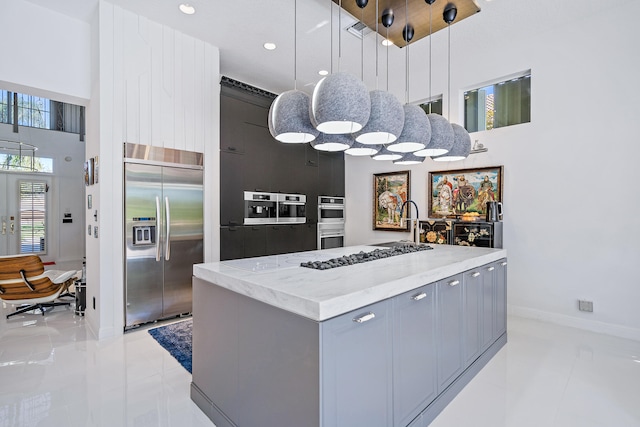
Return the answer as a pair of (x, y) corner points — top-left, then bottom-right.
(124, 143), (203, 330)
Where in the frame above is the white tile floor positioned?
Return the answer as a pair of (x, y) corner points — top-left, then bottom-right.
(1, 303), (639, 427)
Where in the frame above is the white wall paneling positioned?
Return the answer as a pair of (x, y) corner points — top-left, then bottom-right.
(89, 1), (219, 338)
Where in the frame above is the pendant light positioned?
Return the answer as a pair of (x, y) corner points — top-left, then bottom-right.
(268, 0), (319, 143)
(310, 131), (354, 152)
(354, 2), (404, 145)
(433, 123), (470, 161)
(345, 141), (381, 156)
(431, 4), (471, 161)
(415, 113), (453, 156)
(311, 0), (371, 134)
(372, 145), (402, 161)
(393, 152), (425, 165)
(414, 0), (454, 157)
(387, 2), (429, 154)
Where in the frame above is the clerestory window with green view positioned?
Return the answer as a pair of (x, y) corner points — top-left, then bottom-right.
(464, 72), (530, 133)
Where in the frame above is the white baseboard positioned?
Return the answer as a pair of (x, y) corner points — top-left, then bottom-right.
(508, 305), (640, 342)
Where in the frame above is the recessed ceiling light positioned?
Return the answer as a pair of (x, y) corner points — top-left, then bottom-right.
(382, 39), (394, 47)
(318, 70), (329, 76)
(179, 3), (195, 15)
(263, 42), (277, 50)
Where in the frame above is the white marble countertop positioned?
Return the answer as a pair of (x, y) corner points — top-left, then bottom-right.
(193, 244), (507, 321)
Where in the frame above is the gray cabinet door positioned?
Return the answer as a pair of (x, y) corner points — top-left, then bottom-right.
(436, 273), (464, 393)
(481, 264), (495, 352)
(392, 284), (438, 427)
(494, 259), (508, 338)
(463, 269), (483, 365)
(321, 299), (393, 427)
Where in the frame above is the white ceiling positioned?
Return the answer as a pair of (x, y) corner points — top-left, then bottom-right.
(24, 0), (369, 96)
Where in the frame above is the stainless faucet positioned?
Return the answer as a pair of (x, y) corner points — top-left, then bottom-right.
(400, 200), (420, 244)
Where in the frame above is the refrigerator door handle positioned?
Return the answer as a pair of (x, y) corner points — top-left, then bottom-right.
(155, 196), (161, 261)
(165, 196), (171, 261)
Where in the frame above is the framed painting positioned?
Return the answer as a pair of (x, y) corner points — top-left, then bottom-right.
(428, 166), (503, 218)
(373, 170), (410, 231)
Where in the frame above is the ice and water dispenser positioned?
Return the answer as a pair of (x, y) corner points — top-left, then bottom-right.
(132, 217), (156, 245)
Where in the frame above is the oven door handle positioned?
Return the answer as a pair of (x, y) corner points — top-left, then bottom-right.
(319, 205), (345, 210)
(320, 232), (345, 237)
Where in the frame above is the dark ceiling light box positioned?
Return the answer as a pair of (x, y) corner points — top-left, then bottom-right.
(333, 0), (480, 46)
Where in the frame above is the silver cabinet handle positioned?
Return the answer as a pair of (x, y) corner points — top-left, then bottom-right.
(10, 221), (14, 234)
(1, 221), (5, 235)
(472, 272), (481, 278)
(487, 266), (495, 271)
(412, 292), (427, 301)
(353, 312), (375, 323)
(501, 262), (507, 266)
(165, 196), (171, 261)
(155, 196), (161, 261)
(448, 280), (460, 287)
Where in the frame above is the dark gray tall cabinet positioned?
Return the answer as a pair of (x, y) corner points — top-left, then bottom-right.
(219, 78), (345, 260)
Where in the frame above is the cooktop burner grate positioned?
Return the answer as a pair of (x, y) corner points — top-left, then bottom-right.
(300, 244), (432, 270)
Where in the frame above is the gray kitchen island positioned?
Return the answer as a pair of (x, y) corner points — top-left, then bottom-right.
(191, 244), (508, 427)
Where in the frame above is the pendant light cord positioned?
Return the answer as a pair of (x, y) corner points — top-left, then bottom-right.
(338, 0), (342, 72)
(361, 4), (365, 81)
(447, 22), (451, 120)
(386, 25), (389, 91)
(375, 0), (379, 90)
(404, 0), (409, 104)
(428, 4), (432, 112)
(330, 1), (333, 74)
(294, 0), (297, 90)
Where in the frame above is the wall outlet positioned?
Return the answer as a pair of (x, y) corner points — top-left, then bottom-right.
(578, 300), (593, 312)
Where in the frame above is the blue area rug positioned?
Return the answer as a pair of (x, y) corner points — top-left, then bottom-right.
(148, 319), (192, 373)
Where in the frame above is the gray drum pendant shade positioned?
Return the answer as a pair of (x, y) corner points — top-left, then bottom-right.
(268, 90), (319, 143)
(432, 123), (471, 162)
(354, 90), (404, 145)
(387, 104), (430, 153)
(310, 132), (353, 152)
(311, 72), (371, 134)
(414, 114), (454, 157)
(372, 145), (403, 161)
(344, 141), (380, 156)
(393, 152), (425, 165)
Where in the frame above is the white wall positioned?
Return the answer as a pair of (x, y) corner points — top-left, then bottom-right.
(345, 0), (640, 339)
(87, 1), (220, 339)
(0, 0), (91, 105)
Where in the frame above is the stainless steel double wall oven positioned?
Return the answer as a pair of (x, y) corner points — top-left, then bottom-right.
(317, 196), (345, 249)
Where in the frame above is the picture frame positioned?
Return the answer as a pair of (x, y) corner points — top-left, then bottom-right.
(373, 170), (411, 231)
(428, 166), (503, 218)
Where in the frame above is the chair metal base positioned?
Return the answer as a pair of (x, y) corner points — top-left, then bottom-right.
(6, 301), (71, 319)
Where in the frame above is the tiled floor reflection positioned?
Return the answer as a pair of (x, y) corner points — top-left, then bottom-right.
(1, 304), (639, 427)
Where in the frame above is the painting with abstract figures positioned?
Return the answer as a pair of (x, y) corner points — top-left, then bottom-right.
(428, 166), (503, 218)
(373, 170), (410, 231)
